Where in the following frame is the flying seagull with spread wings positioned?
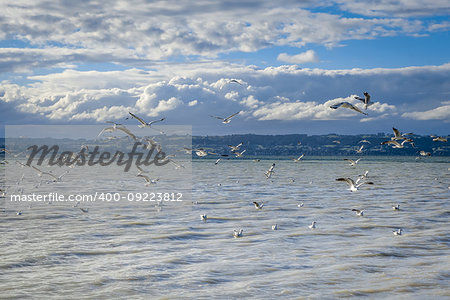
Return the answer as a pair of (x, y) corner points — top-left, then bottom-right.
(330, 102), (367, 115)
(209, 112), (240, 124)
(128, 112), (165, 132)
(354, 92), (373, 110)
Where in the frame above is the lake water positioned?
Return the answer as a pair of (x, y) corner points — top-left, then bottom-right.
(1, 157), (449, 299)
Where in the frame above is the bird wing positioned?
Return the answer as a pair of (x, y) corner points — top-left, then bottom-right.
(129, 112), (147, 125)
(116, 126), (138, 141)
(148, 117), (165, 125)
(392, 127), (402, 138)
(224, 112), (239, 120)
(344, 103), (367, 115)
(336, 177), (355, 187)
(97, 126), (115, 137)
(210, 115), (225, 120)
(137, 174), (150, 183)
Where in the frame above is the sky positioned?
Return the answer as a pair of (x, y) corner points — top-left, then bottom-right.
(0, 0), (449, 136)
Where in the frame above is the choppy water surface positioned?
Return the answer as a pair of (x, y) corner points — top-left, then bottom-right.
(1, 157), (449, 299)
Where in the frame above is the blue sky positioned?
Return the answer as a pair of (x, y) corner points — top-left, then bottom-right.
(0, 0), (449, 136)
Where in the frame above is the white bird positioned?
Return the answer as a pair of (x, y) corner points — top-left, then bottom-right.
(392, 127), (413, 141)
(344, 158), (361, 167)
(330, 102), (367, 115)
(233, 229), (243, 238)
(228, 143), (243, 151)
(128, 112), (165, 132)
(210, 112), (240, 124)
(354, 92), (373, 110)
(355, 145), (364, 154)
(381, 140), (409, 148)
(352, 209), (364, 216)
(291, 154), (305, 162)
(234, 149), (246, 157)
(419, 150), (431, 156)
(356, 170), (369, 184)
(272, 224), (278, 230)
(137, 174), (159, 186)
(31, 166), (68, 182)
(298, 202), (304, 208)
(265, 163), (275, 178)
(358, 139), (371, 144)
(431, 135), (448, 142)
(393, 228), (402, 236)
(253, 201), (264, 209)
(309, 221), (316, 229)
(214, 158), (221, 165)
(336, 177), (374, 192)
(392, 204), (400, 210)
(200, 214), (207, 222)
(16, 211), (22, 216)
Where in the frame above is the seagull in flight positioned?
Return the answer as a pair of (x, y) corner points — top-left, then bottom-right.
(210, 112), (240, 124)
(356, 171), (369, 184)
(355, 145), (364, 154)
(233, 149), (246, 157)
(344, 158), (361, 167)
(354, 92), (373, 110)
(228, 142), (243, 152)
(137, 174), (159, 186)
(253, 201), (264, 209)
(330, 102), (367, 115)
(128, 112), (165, 132)
(431, 135), (448, 142)
(336, 177), (374, 192)
(229, 79), (242, 85)
(381, 140), (409, 149)
(358, 139), (371, 144)
(291, 154), (305, 162)
(265, 163), (275, 178)
(392, 127), (413, 141)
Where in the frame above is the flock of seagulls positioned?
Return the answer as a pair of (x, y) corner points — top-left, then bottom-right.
(1, 94), (448, 241)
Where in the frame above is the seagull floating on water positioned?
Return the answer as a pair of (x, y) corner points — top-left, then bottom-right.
(233, 229), (243, 238)
(392, 204), (400, 210)
(330, 102), (367, 115)
(309, 221), (316, 229)
(352, 209), (364, 216)
(201, 214), (207, 222)
(393, 228), (402, 236)
(336, 177), (374, 192)
(272, 224), (278, 230)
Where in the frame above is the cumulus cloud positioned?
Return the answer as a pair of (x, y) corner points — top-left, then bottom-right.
(277, 50), (319, 64)
(402, 102), (450, 121)
(0, 0), (442, 72)
(0, 63), (448, 134)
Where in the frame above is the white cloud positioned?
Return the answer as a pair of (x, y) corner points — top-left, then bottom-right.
(0, 63), (448, 134)
(277, 50), (319, 64)
(188, 100), (198, 106)
(402, 102), (450, 121)
(0, 0), (440, 72)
